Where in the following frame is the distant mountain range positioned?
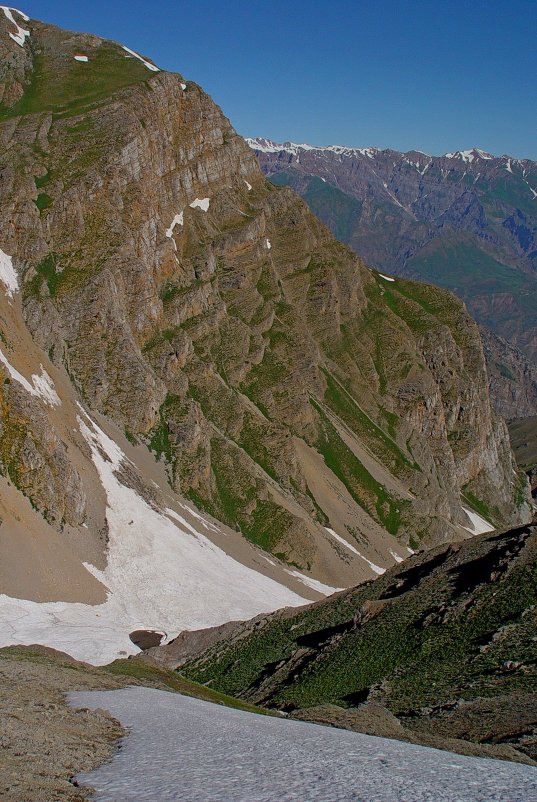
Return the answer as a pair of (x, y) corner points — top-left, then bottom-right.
(248, 139), (537, 417)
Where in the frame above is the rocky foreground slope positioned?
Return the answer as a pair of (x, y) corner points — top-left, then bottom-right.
(3, 647), (536, 802)
(0, 644), (270, 802)
(179, 518), (537, 764)
(0, 9), (531, 659)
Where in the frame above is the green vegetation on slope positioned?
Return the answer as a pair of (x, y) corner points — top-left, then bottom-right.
(408, 239), (529, 297)
(322, 368), (418, 477)
(183, 523), (537, 761)
(509, 416), (537, 472)
(312, 400), (408, 535)
(0, 41), (152, 121)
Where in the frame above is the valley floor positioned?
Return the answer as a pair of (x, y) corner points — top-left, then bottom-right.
(70, 686), (537, 802)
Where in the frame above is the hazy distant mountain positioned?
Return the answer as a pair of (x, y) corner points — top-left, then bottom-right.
(249, 139), (537, 369)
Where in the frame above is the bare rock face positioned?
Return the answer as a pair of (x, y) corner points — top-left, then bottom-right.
(481, 327), (537, 419)
(0, 13), (530, 573)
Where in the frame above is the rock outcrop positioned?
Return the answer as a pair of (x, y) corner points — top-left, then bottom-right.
(481, 327), (537, 419)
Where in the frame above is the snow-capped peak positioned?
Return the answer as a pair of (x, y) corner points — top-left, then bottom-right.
(444, 148), (494, 163)
(246, 138), (381, 159)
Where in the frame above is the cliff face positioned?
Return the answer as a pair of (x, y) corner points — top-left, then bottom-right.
(0, 10), (530, 601)
(249, 140), (537, 373)
(481, 328), (537, 419)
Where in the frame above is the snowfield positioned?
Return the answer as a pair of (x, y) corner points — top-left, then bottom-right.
(0, 349), (60, 406)
(0, 410), (307, 665)
(70, 687), (537, 802)
(0, 246), (19, 297)
(461, 506), (494, 535)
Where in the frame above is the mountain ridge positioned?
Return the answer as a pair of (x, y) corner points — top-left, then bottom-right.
(0, 9), (530, 663)
(246, 138), (534, 167)
(180, 517), (537, 764)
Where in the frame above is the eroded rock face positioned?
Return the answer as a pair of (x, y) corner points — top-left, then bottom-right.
(0, 14), (530, 570)
(481, 327), (537, 419)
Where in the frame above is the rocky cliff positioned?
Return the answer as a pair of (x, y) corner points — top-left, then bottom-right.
(481, 328), (537, 419)
(0, 9), (530, 638)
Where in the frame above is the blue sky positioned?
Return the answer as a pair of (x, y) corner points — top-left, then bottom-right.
(19, 1), (537, 158)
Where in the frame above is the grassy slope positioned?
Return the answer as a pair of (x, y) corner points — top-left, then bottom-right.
(183, 522), (537, 760)
(270, 170), (363, 243)
(0, 38), (152, 121)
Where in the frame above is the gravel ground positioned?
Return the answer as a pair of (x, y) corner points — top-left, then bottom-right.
(70, 686), (537, 802)
(0, 647), (128, 802)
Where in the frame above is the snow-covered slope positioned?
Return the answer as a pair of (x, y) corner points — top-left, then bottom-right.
(0, 409), (313, 665)
(70, 687), (537, 801)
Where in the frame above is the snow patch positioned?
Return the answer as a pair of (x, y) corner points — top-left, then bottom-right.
(461, 506), (494, 535)
(244, 180), (252, 191)
(357, 554), (385, 575)
(325, 528), (385, 575)
(180, 83), (186, 90)
(1, 6), (29, 47)
(325, 526), (361, 557)
(165, 212), (184, 249)
(31, 368), (61, 406)
(265, 238), (271, 250)
(285, 569), (342, 596)
(0, 247), (19, 298)
(69, 686), (537, 802)
(0, 350), (60, 406)
(122, 45), (159, 72)
(0, 413), (307, 664)
(389, 549), (404, 564)
(189, 197), (210, 212)
(74, 55), (89, 62)
(378, 273), (395, 282)
(175, 501), (220, 533)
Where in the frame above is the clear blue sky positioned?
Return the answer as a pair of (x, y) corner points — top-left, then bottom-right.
(19, 1), (537, 159)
